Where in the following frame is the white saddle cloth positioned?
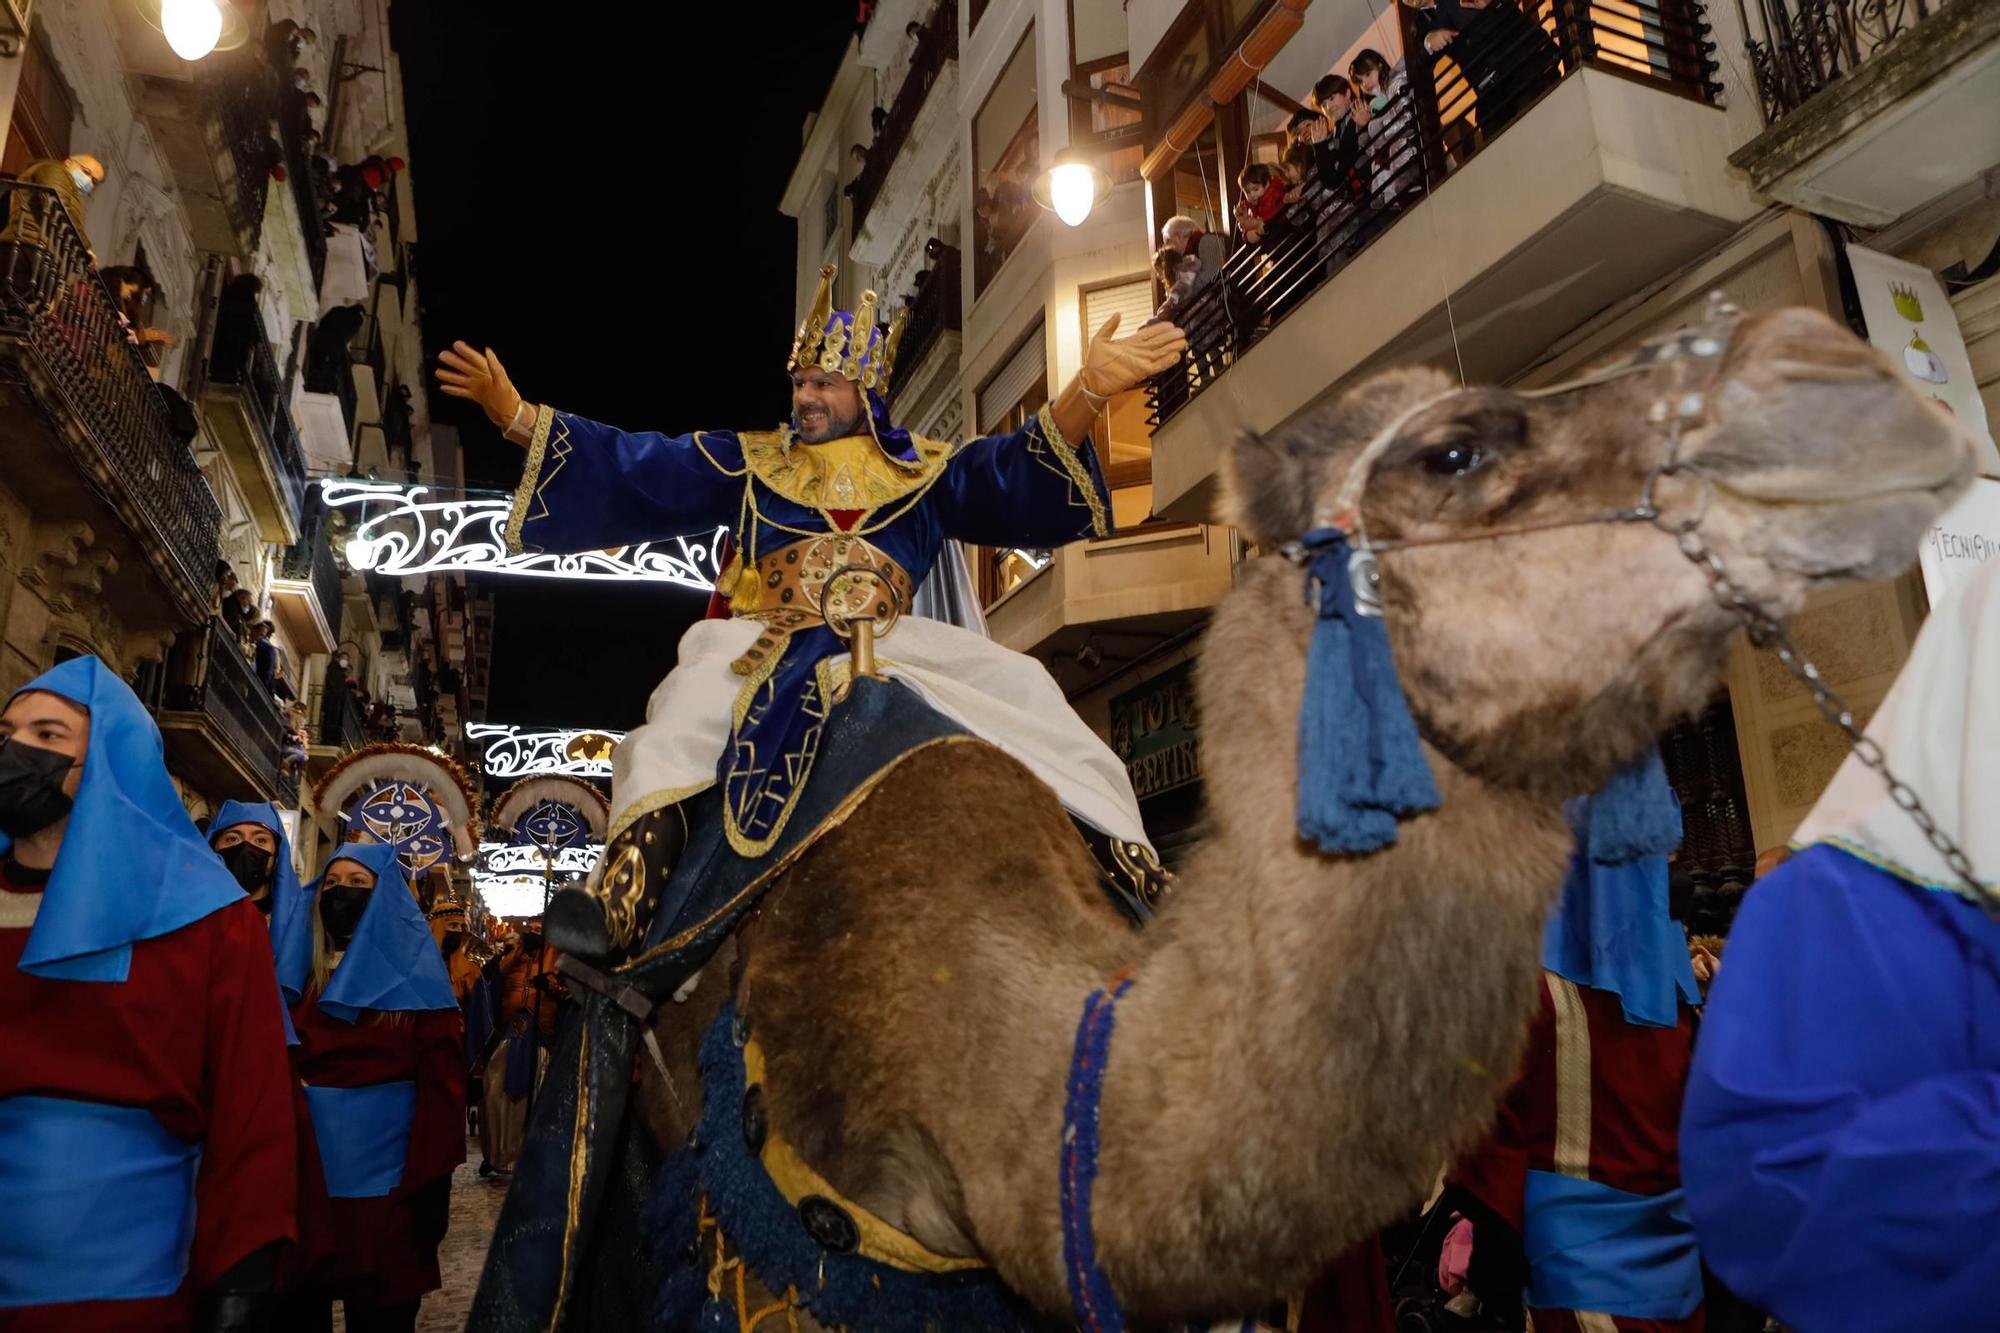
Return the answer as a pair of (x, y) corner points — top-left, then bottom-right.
(610, 614), (1153, 851)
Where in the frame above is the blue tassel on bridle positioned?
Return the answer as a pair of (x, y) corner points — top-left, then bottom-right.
(1294, 527), (1440, 854)
(1584, 749), (1683, 864)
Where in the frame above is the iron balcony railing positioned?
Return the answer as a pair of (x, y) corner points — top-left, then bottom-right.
(0, 183), (222, 618)
(854, 2), (958, 237)
(1147, 0), (1720, 425)
(209, 294), (309, 527)
(309, 678), (367, 752)
(1736, 0), (1936, 124)
(887, 244), (962, 407)
(282, 94), (330, 289)
(205, 53), (280, 254)
(278, 512), (347, 645)
(166, 617), (289, 798)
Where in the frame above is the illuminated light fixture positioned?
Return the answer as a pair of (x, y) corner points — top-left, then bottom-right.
(1032, 150), (1112, 228)
(475, 873), (562, 919)
(465, 723), (626, 779)
(321, 481), (726, 589)
(479, 842), (601, 876)
(130, 0), (249, 60)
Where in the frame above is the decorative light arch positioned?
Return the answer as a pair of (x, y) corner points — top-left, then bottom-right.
(479, 841), (600, 875)
(321, 481), (727, 589)
(465, 723), (626, 779)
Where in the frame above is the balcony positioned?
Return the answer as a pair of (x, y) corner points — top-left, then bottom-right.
(1146, 0), (1749, 519)
(281, 93), (331, 289)
(1731, 0), (2000, 226)
(887, 244), (963, 415)
(157, 619), (290, 802)
(126, 44), (277, 258)
(270, 508), (346, 657)
(205, 292), (308, 544)
(983, 524), (1237, 685)
(305, 678), (368, 777)
(0, 184), (222, 625)
(852, 2), (959, 260)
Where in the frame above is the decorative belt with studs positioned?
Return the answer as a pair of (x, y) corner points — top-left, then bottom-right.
(727, 535), (914, 677)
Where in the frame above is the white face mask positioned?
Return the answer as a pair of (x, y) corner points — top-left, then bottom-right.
(69, 167), (94, 195)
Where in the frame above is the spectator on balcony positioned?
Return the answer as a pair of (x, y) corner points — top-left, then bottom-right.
(1350, 50), (1421, 209)
(265, 17), (318, 70)
(1157, 214), (1229, 322)
(223, 587), (258, 641)
(1404, 0), (1560, 139)
(1307, 74), (1368, 204)
(215, 561), (239, 614)
(100, 264), (177, 358)
(250, 621), (279, 693)
(209, 273), (264, 385)
(0, 154), (105, 266)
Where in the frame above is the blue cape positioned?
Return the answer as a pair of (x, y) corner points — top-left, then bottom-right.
(1542, 753), (1702, 1028)
(208, 799), (306, 1044)
(6, 658), (244, 982)
(277, 840), (457, 1021)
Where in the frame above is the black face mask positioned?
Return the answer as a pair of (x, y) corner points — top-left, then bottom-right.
(319, 886), (371, 949)
(0, 739), (77, 840)
(217, 842), (275, 897)
(440, 930), (463, 955)
(521, 932), (544, 954)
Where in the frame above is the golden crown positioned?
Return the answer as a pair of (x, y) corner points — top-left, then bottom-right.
(787, 262), (909, 394)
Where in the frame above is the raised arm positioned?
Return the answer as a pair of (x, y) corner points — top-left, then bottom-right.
(436, 342), (742, 555)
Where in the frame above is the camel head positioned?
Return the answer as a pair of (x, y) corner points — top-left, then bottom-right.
(1223, 305), (1976, 797)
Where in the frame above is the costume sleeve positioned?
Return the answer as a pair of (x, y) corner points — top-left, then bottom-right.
(1680, 847), (2000, 1333)
(397, 1010), (468, 1195)
(931, 406), (1111, 548)
(504, 408), (744, 555)
(192, 902), (300, 1287)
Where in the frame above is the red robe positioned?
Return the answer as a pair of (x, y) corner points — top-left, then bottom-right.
(0, 870), (298, 1332)
(1452, 974), (1703, 1333)
(288, 997), (465, 1307)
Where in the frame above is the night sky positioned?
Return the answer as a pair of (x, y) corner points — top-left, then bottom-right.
(391, 3), (858, 730)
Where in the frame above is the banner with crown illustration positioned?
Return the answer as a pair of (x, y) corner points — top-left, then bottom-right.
(1846, 244), (1996, 475)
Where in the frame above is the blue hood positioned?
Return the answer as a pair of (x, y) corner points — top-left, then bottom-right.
(7, 658), (244, 982)
(278, 839), (456, 1021)
(209, 799), (305, 1044)
(1542, 751), (1703, 1028)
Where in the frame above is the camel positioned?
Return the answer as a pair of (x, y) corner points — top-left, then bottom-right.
(501, 307), (1976, 1329)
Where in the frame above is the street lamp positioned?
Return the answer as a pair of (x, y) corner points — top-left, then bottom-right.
(1032, 150), (1112, 228)
(131, 0), (248, 62)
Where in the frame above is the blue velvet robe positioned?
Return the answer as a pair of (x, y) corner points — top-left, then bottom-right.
(1680, 843), (2000, 1332)
(503, 405), (1111, 853)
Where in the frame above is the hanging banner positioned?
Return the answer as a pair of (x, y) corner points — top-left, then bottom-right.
(1846, 244), (1998, 477)
(1917, 476), (2000, 609)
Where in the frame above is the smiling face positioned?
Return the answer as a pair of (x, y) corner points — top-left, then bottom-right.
(791, 368), (865, 444)
(1223, 306), (1975, 795)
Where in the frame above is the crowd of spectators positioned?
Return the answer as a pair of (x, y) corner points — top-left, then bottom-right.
(1147, 0), (1562, 401)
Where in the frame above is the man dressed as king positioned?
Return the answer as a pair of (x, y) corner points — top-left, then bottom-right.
(438, 266), (1187, 959)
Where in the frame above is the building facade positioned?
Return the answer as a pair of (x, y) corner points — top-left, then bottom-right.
(0, 0), (490, 881)
(788, 0), (1998, 878)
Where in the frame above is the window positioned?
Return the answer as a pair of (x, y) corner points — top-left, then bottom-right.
(972, 26), (1039, 296)
(821, 179), (840, 252)
(1081, 277), (1161, 529)
(973, 322), (1051, 606)
(2, 34), (75, 177)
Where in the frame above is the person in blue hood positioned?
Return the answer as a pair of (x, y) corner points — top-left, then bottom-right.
(0, 657), (298, 1332)
(277, 839), (465, 1333)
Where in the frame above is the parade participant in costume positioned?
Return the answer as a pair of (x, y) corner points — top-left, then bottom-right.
(278, 841), (466, 1332)
(429, 896), (483, 1004)
(436, 268), (1188, 956)
(478, 923), (558, 1174)
(1447, 755), (1705, 1332)
(1682, 559), (2000, 1333)
(206, 799), (338, 1290)
(0, 658), (296, 1332)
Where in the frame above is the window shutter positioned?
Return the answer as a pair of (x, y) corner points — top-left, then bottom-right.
(976, 322), (1047, 433)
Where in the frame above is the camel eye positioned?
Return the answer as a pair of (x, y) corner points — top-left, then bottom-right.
(1416, 442), (1484, 477)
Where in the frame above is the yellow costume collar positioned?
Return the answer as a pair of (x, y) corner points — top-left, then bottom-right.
(742, 1036), (985, 1275)
(739, 430), (951, 521)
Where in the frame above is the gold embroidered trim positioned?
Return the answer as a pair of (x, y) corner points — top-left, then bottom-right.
(504, 405), (561, 555)
(743, 1036), (985, 1274)
(740, 429), (952, 525)
(719, 641), (831, 860)
(1035, 404), (1109, 538)
(693, 430), (748, 477)
(551, 1017), (591, 1331)
(1547, 973), (1592, 1179)
(624, 733), (985, 967)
